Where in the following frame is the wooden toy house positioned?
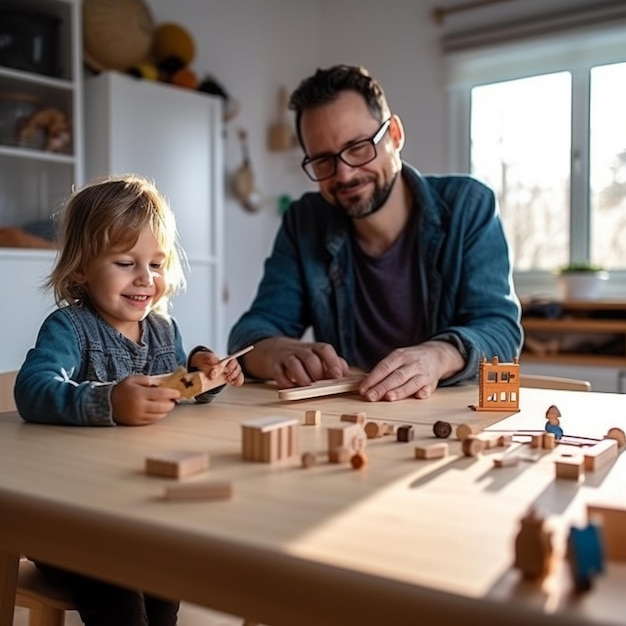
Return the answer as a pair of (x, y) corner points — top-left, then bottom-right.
(472, 356), (520, 412)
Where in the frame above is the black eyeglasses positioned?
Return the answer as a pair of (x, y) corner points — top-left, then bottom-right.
(301, 118), (391, 182)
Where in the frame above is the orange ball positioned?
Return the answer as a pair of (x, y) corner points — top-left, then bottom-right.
(169, 67), (198, 89)
(152, 23), (195, 66)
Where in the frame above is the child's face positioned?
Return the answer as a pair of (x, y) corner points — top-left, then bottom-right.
(78, 225), (168, 339)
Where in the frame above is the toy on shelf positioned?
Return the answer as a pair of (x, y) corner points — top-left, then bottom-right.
(469, 356), (520, 412)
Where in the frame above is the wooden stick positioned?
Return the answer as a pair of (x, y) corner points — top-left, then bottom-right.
(278, 374), (364, 401)
(219, 345), (254, 364)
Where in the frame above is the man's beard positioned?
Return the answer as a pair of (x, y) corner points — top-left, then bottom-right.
(331, 171), (398, 219)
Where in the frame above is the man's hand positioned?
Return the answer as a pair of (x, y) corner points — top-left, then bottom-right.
(243, 337), (349, 389)
(359, 341), (464, 402)
(111, 375), (180, 425)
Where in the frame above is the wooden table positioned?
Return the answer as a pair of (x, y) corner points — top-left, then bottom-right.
(1, 382), (625, 626)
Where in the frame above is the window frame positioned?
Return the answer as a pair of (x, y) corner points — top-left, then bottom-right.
(445, 24), (626, 296)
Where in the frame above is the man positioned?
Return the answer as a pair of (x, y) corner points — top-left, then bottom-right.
(228, 64), (522, 401)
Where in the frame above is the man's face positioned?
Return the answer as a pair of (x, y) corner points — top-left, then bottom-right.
(300, 91), (402, 219)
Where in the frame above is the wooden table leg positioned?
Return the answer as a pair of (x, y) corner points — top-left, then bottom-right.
(0, 550), (19, 626)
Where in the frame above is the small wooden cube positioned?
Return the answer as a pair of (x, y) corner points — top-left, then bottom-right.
(433, 420), (452, 439)
(340, 412), (366, 425)
(415, 443), (449, 460)
(304, 410), (321, 426)
(328, 447), (351, 464)
(396, 425), (414, 443)
(555, 454), (585, 480)
(145, 451), (209, 479)
(327, 423), (366, 454)
(497, 434), (513, 447)
(493, 455), (520, 468)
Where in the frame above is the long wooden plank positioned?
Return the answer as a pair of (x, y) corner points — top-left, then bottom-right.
(277, 375), (364, 401)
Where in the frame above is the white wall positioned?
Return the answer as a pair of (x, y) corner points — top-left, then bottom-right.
(145, 0), (610, 346)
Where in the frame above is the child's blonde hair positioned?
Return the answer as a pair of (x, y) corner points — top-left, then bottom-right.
(47, 174), (186, 312)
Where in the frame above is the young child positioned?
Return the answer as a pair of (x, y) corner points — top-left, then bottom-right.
(14, 174), (244, 625)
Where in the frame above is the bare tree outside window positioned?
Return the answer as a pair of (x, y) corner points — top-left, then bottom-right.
(590, 62), (626, 270)
(470, 73), (571, 271)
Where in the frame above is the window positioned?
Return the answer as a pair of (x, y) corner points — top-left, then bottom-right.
(446, 24), (626, 276)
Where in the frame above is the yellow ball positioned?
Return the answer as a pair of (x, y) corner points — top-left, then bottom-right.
(152, 23), (195, 66)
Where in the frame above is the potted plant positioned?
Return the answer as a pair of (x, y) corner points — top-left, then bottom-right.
(556, 263), (608, 300)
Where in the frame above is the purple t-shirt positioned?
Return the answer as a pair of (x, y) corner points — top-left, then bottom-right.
(351, 209), (426, 371)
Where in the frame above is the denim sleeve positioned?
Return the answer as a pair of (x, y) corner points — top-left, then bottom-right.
(227, 211), (309, 354)
(431, 181), (523, 385)
(14, 312), (116, 426)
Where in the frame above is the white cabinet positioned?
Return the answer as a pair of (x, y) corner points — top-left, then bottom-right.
(0, 0), (83, 371)
(84, 72), (225, 354)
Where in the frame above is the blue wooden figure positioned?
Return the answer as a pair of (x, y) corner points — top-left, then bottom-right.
(545, 404), (563, 439)
(567, 522), (604, 592)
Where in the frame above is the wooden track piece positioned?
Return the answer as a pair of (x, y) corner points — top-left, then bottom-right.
(583, 438), (618, 471)
(278, 374), (364, 401)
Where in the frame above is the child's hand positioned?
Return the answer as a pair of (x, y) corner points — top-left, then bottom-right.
(219, 357), (244, 387)
(111, 375), (180, 426)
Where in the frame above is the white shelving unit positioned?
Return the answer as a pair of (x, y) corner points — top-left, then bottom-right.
(0, 0), (83, 371)
(84, 71), (225, 355)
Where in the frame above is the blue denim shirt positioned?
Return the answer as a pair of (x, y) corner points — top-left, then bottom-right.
(228, 163), (523, 385)
(14, 304), (219, 426)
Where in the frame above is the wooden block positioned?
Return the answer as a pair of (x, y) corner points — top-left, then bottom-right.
(415, 443), (449, 460)
(164, 480), (232, 501)
(555, 454), (585, 480)
(145, 451), (209, 479)
(301, 451), (317, 468)
(327, 423), (366, 454)
(493, 455), (520, 468)
(396, 425), (414, 443)
(498, 434), (513, 447)
(433, 420), (452, 439)
(277, 374), (364, 401)
(304, 410), (321, 426)
(514, 508), (553, 580)
(350, 451), (368, 470)
(605, 427), (626, 448)
(364, 421), (384, 439)
(587, 502), (626, 561)
(530, 434), (543, 448)
(542, 432), (556, 449)
(476, 433), (500, 449)
(328, 447), (351, 464)
(583, 438), (618, 471)
(462, 435), (485, 457)
(456, 423), (475, 441)
(340, 411), (366, 425)
(241, 416), (299, 462)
